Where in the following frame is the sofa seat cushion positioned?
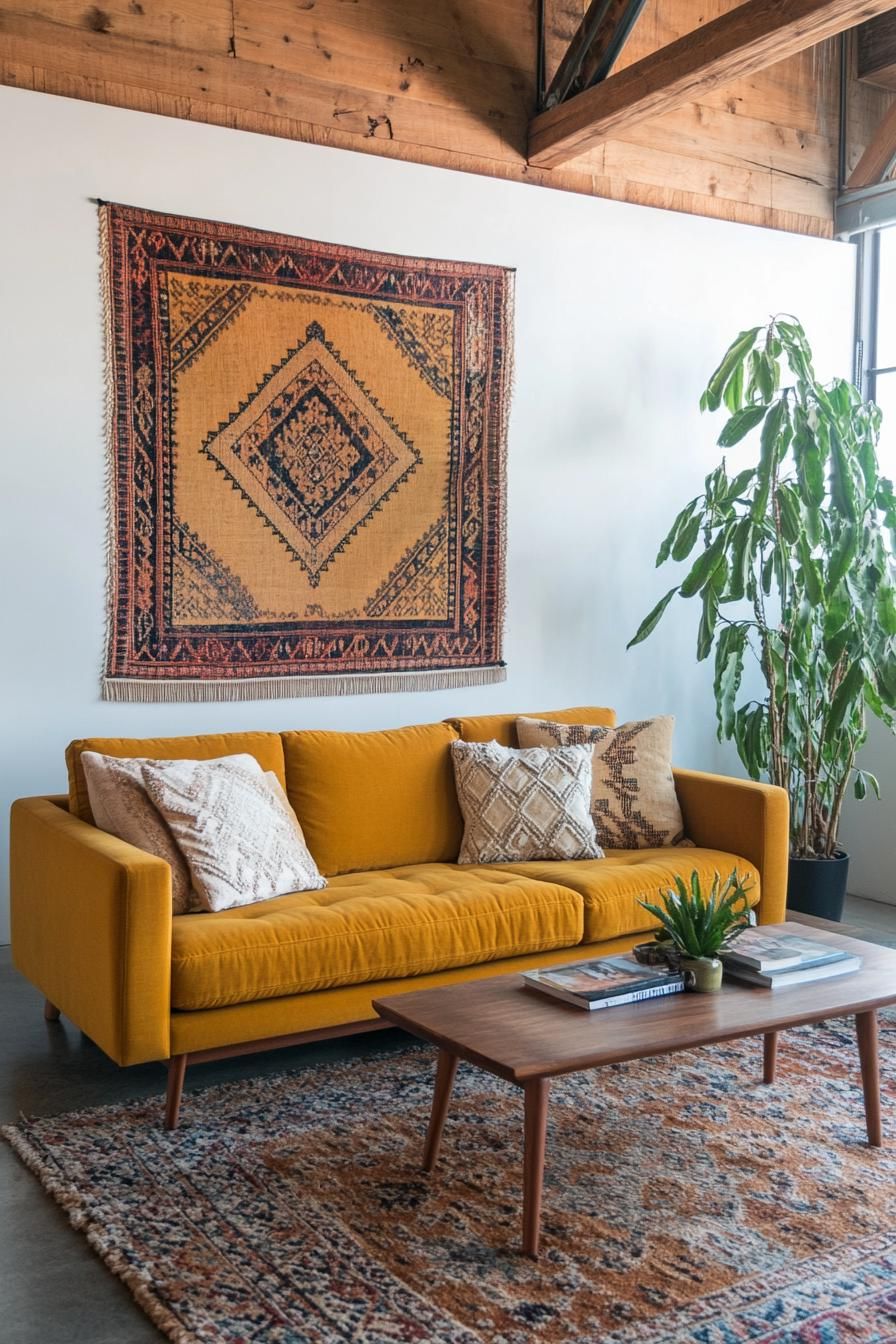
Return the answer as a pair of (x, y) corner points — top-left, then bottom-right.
(493, 848), (760, 943)
(170, 864), (584, 1010)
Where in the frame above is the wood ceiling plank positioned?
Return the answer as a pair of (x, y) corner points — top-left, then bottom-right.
(233, 3), (534, 118)
(0, 9), (524, 158)
(234, 0), (537, 74)
(700, 42), (839, 136)
(2, 0), (233, 54)
(614, 100), (837, 185)
(529, 0), (896, 168)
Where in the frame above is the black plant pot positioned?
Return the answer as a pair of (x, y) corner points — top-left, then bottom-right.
(787, 851), (849, 923)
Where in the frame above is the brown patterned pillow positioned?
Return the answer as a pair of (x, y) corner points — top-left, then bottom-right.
(81, 751), (202, 914)
(450, 740), (603, 865)
(141, 754), (326, 912)
(516, 715), (686, 850)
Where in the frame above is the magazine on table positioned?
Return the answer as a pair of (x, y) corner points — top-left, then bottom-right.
(523, 955), (684, 1011)
(721, 929), (851, 974)
(723, 955), (862, 989)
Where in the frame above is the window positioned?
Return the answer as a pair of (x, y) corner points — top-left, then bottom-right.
(859, 225), (896, 470)
(870, 227), (896, 467)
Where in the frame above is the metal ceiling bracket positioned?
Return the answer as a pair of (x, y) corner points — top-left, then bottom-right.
(835, 179), (896, 239)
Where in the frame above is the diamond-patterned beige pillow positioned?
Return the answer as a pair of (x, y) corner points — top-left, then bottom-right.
(141, 754), (326, 912)
(516, 715), (686, 849)
(450, 740), (603, 865)
(81, 751), (202, 914)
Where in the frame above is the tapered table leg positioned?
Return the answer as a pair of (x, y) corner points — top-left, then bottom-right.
(856, 1010), (882, 1147)
(762, 1031), (778, 1084)
(165, 1055), (187, 1131)
(422, 1049), (459, 1173)
(43, 999), (60, 1023)
(523, 1078), (551, 1258)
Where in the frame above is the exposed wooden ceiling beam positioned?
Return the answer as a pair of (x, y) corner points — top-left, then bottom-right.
(544, 0), (648, 109)
(847, 97), (896, 184)
(857, 11), (896, 87)
(530, 0), (896, 169)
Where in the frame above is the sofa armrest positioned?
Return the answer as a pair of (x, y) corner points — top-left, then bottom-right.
(10, 796), (172, 1065)
(672, 769), (790, 924)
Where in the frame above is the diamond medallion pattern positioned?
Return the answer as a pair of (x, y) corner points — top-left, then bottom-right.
(203, 322), (420, 586)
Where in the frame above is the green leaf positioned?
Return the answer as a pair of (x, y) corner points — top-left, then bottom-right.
(656, 497), (699, 566)
(723, 359), (745, 414)
(627, 588), (678, 649)
(877, 582), (896, 637)
(680, 529), (730, 599)
(702, 327), (761, 412)
(714, 624), (748, 739)
(725, 518), (754, 602)
(671, 513), (702, 563)
(752, 400), (788, 523)
(827, 525), (857, 592)
(798, 535), (823, 606)
(830, 424), (859, 523)
(828, 661), (866, 734)
(697, 587), (718, 662)
(775, 483), (802, 544)
(718, 404), (767, 449)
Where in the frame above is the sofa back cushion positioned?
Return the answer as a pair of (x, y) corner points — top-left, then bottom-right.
(66, 732), (286, 824)
(448, 705), (616, 746)
(282, 721), (462, 875)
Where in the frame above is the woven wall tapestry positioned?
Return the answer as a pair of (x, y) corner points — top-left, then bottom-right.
(100, 203), (512, 701)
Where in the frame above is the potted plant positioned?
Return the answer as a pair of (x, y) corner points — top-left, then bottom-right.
(638, 870), (754, 992)
(629, 316), (896, 921)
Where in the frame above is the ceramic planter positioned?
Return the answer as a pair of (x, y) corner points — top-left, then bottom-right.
(786, 851), (849, 923)
(681, 955), (723, 993)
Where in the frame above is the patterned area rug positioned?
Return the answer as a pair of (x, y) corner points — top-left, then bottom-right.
(101, 203), (512, 701)
(5, 1021), (896, 1343)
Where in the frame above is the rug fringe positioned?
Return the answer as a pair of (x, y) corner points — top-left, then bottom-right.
(101, 664), (507, 703)
(2, 1123), (195, 1344)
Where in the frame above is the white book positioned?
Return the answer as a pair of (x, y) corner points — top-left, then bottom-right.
(523, 979), (684, 1012)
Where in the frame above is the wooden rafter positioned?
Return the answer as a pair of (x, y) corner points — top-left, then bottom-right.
(530, 0), (896, 169)
(543, 0), (649, 109)
(847, 98), (896, 185)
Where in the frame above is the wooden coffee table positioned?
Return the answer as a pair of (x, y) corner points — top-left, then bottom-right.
(373, 922), (896, 1257)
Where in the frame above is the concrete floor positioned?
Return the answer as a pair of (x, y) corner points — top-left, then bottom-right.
(3, 894), (896, 1343)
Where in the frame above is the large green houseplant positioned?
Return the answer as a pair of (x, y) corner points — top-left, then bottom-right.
(629, 316), (896, 919)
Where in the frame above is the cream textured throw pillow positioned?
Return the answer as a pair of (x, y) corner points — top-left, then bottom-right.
(516, 715), (686, 849)
(81, 751), (201, 914)
(450, 740), (603, 865)
(141, 754), (326, 912)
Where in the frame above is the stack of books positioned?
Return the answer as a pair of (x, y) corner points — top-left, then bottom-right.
(721, 929), (861, 988)
(522, 955), (684, 1011)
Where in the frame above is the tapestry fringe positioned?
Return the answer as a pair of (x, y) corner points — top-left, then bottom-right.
(99, 204), (119, 695)
(101, 665), (507, 703)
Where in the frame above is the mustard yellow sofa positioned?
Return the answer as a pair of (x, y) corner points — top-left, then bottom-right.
(9, 705), (789, 1127)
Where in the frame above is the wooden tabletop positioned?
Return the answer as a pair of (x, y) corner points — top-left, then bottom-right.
(373, 923), (896, 1084)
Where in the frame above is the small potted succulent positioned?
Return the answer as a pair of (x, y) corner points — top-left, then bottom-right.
(638, 870), (754, 992)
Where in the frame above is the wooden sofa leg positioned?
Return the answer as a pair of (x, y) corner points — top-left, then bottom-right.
(165, 1055), (188, 1131)
(43, 999), (61, 1022)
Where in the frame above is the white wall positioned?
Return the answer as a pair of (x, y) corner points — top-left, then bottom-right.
(840, 719), (896, 904)
(0, 85), (856, 942)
